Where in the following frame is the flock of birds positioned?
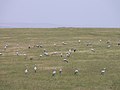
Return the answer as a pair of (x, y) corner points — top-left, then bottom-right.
(24, 65), (107, 76)
(0, 39), (120, 77)
(24, 65), (79, 76)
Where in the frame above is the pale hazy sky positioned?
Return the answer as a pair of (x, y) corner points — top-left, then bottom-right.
(0, 0), (120, 27)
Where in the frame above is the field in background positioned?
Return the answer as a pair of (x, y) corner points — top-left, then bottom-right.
(0, 28), (120, 90)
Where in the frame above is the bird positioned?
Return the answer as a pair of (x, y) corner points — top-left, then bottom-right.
(101, 68), (106, 75)
(34, 64), (37, 73)
(63, 59), (68, 63)
(52, 69), (56, 76)
(73, 48), (76, 52)
(4, 46), (7, 50)
(60, 53), (63, 57)
(0, 53), (2, 56)
(62, 42), (67, 45)
(44, 52), (49, 56)
(16, 51), (19, 56)
(54, 43), (56, 47)
(40, 55), (43, 57)
(107, 45), (111, 48)
(25, 69), (28, 74)
(66, 53), (70, 57)
(40, 45), (43, 48)
(59, 68), (62, 75)
(91, 48), (95, 52)
(28, 45), (31, 49)
(74, 69), (79, 75)
(43, 49), (47, 52)
(78, 40), (81, 43)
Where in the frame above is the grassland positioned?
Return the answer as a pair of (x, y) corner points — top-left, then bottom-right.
(0, 28), (120, 90)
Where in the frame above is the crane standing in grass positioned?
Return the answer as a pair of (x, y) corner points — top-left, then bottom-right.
(59, 68), (62, 75)
(101, 68), (106, 75)
(74, 69), (79, 75)
(24, 65), (28, 74)
(0, 53), (2, 56)
(25, 68), (28, 74)
(52, 69), (56, 76)
(63, 58), (68, 63)
(34, 64), (37, 73)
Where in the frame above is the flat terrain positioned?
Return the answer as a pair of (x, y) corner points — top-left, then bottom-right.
(0, 28), (120, 90)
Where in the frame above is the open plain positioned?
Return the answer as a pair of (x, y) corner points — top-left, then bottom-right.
(0, 28), (120, 90)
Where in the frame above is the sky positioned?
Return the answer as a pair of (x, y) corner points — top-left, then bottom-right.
(0, 0), (120, 28)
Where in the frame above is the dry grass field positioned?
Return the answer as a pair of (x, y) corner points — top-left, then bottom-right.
(0, 28), (120, 90)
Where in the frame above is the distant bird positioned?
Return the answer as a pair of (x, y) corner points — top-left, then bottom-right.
(68, 49), (72, 53)
(59, 68), (62, 75)
(34, 65), (37, 73)
(40, 45), (43, 48)
(4, 46), (7, 50)
(28, 45), (31, 49)
(101, 68), (106, 75)
(107, 45), (111, 48)
(106, 40), (110, 44)
(44, 52), (49, 56)
(40, 55), (43, 57)
(66, 53), (70, 57)
(36, 44), (39, 48)
(23, 54), (27, 59)
(43, 49), (49, 56)
(73, 48), (76, 52)
(5, 44), (8, 47)
(78, 40), (81, 43)
(118, 42), (120, 46)
(60, 53), (63, 57)
(74, 69), (79, 75)
(63, 59), (68, 63)
(4, 44), (8, 50)
(91, 48), (95, 52)
(62, 42), (67, 45)
(54, 43), (56, 47)
(0, 53), (2, 56)
(23, 54), (26, 56)
(25, 69), (28, 74)
(16, 51), (19, 56)
(52, 69), (56, 76)
(43, 49), (47, 52)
